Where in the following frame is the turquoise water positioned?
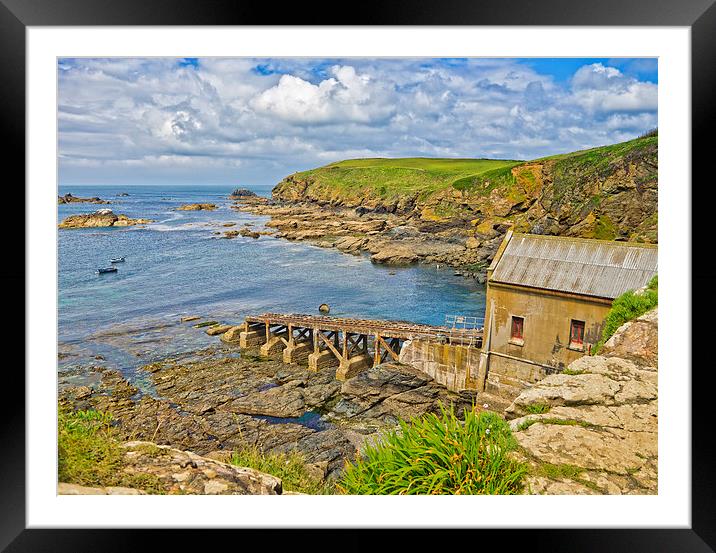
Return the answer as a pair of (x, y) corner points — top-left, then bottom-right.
(58, 184), (486, 372)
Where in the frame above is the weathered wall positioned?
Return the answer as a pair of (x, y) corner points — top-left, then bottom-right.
(481, 282), (610, 398)
(399, 339), (481, 392)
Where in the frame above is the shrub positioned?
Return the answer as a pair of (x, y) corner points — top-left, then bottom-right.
(336, 405), (526, 495)
(592, 275), (657, 354)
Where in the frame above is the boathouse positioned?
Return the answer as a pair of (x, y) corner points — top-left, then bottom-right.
(476, 230), (658, 398)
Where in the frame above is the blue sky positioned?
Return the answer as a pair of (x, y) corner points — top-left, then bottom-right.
(57, 57), (658, 186)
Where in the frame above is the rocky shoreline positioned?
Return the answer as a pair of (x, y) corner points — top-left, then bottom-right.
(59, 303), (657, 495)
(234, 198), (498, 280)
(59, 342), (483, 484)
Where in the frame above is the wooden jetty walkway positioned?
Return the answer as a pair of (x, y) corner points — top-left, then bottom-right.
(239, 313), (483, 381)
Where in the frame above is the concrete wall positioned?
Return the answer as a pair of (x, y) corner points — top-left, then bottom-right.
(399, 339), (481, 392)
(481, 281), (610, 398)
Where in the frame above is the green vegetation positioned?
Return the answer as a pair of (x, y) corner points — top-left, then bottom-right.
(58, 405), (165, 493)
(281, 135), (657, 220)
(290, 158), (522, 199)
(533, 462), (585, 480)
(517, 417), (595, 432)
(194, 320), (220, 328)
(561, 367), (585, 375)
(230, 445), (334, 495)
(463, 261), (489, 273)
(593, 275), (658, 354)
(524, 403), (550, 415)
(58, 406), (122, 487)
(337, 406), (526, 495)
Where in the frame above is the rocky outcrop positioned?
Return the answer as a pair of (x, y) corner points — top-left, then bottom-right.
(229, 188), (257, 199)
(58, 441), (283, 495)
(176, 203), (217, 211)
(59, 209), (153, 228)
(60, 350), (483, 483)
(58, 193), (109, 204)
(506, 308), (658, 495)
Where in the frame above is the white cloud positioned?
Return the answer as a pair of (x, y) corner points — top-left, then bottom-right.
(569, 63), (658, 113)
(58, 58), (658, 185)
(250, 65), (393, 124)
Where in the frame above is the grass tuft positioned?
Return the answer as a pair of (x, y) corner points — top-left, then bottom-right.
(230, 445), (334, 495)
(336, 405), (526, 495)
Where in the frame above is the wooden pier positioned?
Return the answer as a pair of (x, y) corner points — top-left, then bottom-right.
(239, 313), (483, 380)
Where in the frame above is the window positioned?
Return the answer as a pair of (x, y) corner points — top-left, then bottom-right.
(570, 320), (585, 349)
(510, 316), (524, 344)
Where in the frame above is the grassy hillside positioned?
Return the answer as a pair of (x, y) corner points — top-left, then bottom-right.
(290, 157), (521, 199)
(273, 134), (658, 243)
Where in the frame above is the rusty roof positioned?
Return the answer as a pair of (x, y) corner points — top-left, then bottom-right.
(489, 233), (657, 299)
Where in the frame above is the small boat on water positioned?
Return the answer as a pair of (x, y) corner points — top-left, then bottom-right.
(110, 256), (126, 263)
(96, 267), (118, 274)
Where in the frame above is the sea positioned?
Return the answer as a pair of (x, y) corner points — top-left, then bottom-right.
(58, 184), (486, 380)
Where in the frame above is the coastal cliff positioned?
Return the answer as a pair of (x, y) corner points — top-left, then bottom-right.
(239, 134), (657, 276)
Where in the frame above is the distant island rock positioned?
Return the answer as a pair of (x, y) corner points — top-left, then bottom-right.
(58, 193), (110, 205)
(59, 209), (153, 229)
(229, 188), (257, 200)
(176, 203), (218, 211)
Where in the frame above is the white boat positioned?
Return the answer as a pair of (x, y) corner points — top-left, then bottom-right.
(109, 257), (125, 263)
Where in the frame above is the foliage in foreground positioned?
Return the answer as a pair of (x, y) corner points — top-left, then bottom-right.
(58, 405), (164, 492)
(58, 405), (123, 486)
(230, 445), (334, 495)
(337, 406), (526, 495)
(593, 274), (658, 354)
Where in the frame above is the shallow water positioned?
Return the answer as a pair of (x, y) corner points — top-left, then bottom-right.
(58, 184), (486, 374)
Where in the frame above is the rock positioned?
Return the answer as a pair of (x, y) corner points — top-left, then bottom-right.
(601, 308), (658, 366)
(205, 324), (233, 336)
(59, 210), (153, 229)
(70, 385), (93, 400)
(222, 223), (237, 227)
(181, 316), (201, 323)
(319, 303), (330, 314)
(119, 441), (283, 495)
(507, 308), (658, 495)
(58, 483), (146, 495)
(239, 228), (260, 239)
(370, 246), (418, 266)
(176, 203), (217, 211)
(465, 236), (480, 249)
(222, 230), (240, 239)
(220, 325), (244, 343)
(58, 193), (110, 205)
(229, 188), (257, 199)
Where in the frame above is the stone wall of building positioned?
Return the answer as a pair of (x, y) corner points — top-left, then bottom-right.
(398, 339), (481, 392)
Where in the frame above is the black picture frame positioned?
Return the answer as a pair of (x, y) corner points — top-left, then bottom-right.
(3, 1), (712, 551)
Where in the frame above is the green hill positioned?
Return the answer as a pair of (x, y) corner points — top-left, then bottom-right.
(272, 134), (658, 243)
(288, 157), (522, 199)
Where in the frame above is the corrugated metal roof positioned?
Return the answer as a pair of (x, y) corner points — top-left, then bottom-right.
(490, 233), (658, 299)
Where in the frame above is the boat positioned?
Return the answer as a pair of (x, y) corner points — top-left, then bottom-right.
(109, 256), (126, 263)
(96, 267), (118, 274)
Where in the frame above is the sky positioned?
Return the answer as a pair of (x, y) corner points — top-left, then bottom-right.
(57, 57), (658, 186)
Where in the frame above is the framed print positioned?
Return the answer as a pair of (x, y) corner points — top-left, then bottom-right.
(4, 0), (714, 550)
